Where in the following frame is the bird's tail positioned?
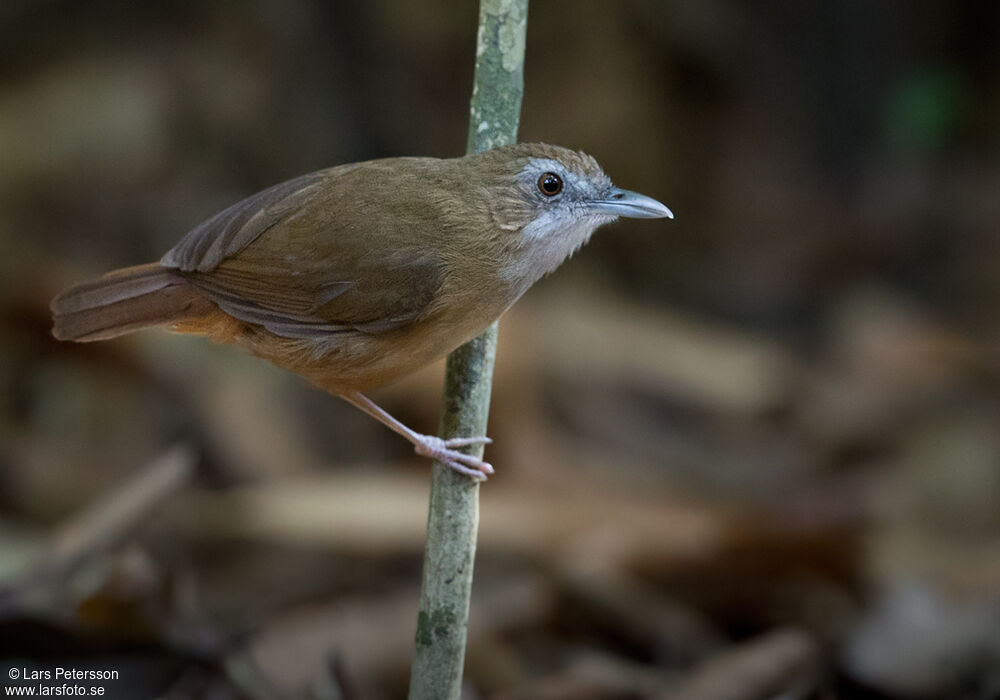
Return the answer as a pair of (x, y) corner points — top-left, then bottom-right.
(51, 263), (209, 342)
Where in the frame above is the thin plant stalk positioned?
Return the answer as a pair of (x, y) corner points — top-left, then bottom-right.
(407, 1), (529, 698)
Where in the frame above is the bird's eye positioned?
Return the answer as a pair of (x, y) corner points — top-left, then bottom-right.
(537, 172), (563, 196)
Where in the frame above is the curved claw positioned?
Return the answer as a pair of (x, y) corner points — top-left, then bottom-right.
(413, 434), (494, 479)
(437, 457), (490, 481)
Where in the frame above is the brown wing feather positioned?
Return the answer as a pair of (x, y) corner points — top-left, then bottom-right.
(162, 170), (334, 272)
(159, 163), (444, 340)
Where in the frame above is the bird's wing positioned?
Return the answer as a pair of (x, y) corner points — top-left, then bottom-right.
(160, 166), (444, 338)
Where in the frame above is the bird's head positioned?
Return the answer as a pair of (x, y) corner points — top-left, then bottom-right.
(465, 143), (672, 280)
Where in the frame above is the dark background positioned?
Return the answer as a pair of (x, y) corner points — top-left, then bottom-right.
(2, 2), (999, 698)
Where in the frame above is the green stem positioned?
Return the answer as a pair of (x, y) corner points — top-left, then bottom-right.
(407, 1), (528, 698)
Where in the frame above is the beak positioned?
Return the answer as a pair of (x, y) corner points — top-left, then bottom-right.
(588, 187), (674, 219)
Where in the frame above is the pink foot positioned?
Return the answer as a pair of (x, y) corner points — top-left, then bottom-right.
(412, 434), (494, 480)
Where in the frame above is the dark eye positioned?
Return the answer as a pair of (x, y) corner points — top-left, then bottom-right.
(537, 172), (563, 196)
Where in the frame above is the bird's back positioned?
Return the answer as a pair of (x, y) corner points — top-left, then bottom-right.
(51, 155), (522, 393)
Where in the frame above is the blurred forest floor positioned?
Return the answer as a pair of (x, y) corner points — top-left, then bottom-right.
(2, 2), (1000, 699)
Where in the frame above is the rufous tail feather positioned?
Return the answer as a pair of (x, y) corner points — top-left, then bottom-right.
(51, 263), (211, 342)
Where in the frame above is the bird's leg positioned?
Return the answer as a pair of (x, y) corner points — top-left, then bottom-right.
(341, 392), (494, 480)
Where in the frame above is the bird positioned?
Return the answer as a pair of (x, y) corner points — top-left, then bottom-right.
(51, 143), (673, 480)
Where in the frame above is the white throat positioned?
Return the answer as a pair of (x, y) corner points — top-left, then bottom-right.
(504, 211), (614, 291)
